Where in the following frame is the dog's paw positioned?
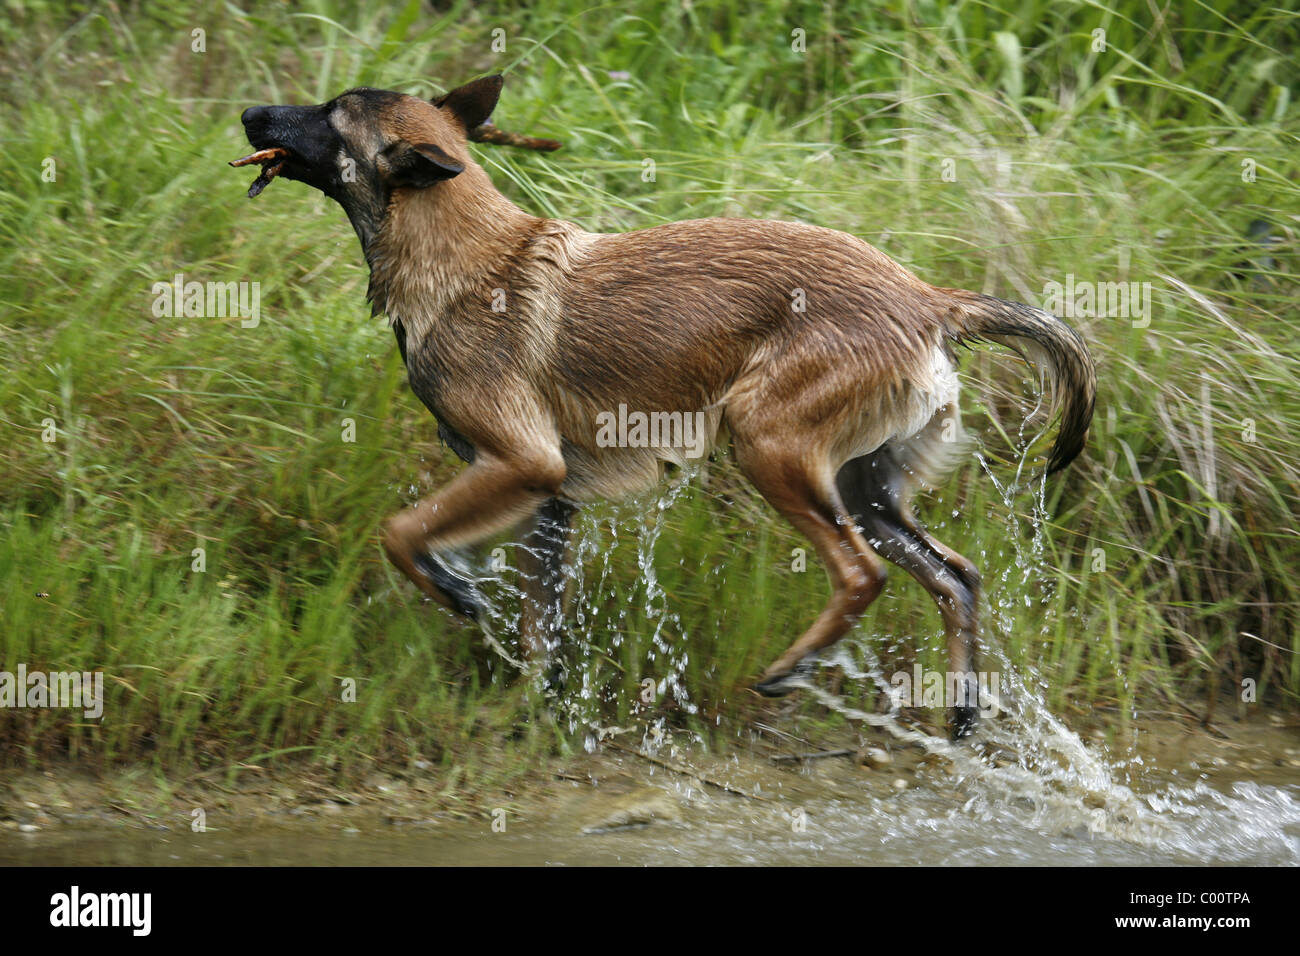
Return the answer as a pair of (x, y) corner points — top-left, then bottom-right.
(540, 660), (568, 695)
(950, 705), (979, 740)
(753, 656), (818, 698)
(412, 550), (487, 620)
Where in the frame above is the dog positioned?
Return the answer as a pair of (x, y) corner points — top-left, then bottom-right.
(233, 74), (1096, 738)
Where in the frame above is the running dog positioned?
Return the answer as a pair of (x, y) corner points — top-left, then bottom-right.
(233, 75), (1096, 737)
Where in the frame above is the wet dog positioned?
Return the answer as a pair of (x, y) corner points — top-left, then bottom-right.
(234, 75), (1095, 737)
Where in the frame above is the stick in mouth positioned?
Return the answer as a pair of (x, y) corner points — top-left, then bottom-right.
(468, 122), (561, 152)
(229, 147), (290, 198)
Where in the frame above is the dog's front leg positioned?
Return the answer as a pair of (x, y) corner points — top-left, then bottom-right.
(382, 449), (566, 619)
(516, 498), (577, 662)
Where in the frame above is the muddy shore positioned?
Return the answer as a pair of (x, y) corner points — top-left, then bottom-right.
(3, 711), (1298, 866)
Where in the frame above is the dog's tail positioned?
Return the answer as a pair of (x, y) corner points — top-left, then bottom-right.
(950, 293), (1096, 474)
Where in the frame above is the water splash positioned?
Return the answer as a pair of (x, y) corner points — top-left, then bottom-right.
(447, 426), (1300, 861)
(465, 470), (703, 755)
(788, 428), (1300, 857)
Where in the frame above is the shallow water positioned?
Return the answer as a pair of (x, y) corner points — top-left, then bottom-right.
(5, 782), (1297, 867)
(7, 473), (1298, 867)
(5, 714), (1298, 866)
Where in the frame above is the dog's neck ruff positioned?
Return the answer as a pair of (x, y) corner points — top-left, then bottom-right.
(363, 161), (536, 334)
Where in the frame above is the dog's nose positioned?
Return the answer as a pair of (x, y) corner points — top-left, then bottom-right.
(241, 105), (269, 128)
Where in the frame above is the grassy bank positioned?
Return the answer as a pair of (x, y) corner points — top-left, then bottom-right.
(0, 0), (1296, 780)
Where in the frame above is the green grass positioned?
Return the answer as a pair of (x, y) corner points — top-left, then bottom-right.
(0, 0), (1296, 778)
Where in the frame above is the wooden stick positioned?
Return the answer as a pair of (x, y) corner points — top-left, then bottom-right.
(469, 122), (562, 152)
(607, 742), (770, 800)
(770, 749), (855, 763)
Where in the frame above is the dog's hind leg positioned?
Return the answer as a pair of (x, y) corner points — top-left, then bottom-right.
(515, 497), (576, 672)
(732, 435), (888, 697)
(836, 436), (983, 739)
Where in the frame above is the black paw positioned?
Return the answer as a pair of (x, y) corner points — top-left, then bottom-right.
(950, 705), (979, 740)
(540, 660), (568, 694)
(412, 551), (486, 620)
(753, 656), (818, 698)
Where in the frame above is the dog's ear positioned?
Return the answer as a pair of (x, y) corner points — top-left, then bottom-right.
(434, 75), (504, 132)
(382, 141), (464, 188)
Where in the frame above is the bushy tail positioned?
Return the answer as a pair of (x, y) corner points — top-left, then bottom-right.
(953, 293), (1096, 474)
